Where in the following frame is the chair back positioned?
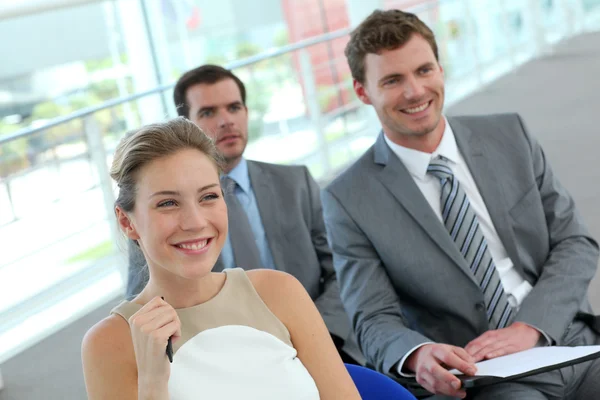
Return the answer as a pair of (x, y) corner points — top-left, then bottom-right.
(345, 364), (418, 399)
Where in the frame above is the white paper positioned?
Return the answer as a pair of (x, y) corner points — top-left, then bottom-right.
(449, 346), (600, 378)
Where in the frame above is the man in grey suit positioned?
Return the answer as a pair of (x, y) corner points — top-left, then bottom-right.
(321, 9), (600, 399)
(127, 64), (362, 364)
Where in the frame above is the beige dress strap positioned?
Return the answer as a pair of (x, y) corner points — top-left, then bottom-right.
(110, 268), (292, 352)
(110, 300), (139, 321)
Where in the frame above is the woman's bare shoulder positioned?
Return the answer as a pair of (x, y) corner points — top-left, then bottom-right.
(82, 315), (138, 397)
(246, 269), (303, 298)
(82, 314), (135, 365)
(245, 269), (310, 321)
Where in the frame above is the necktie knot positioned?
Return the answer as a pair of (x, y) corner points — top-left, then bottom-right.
(427, 157), (454, 182)
(221, 176), (237, 194)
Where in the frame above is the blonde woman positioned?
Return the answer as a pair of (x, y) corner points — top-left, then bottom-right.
(81, 118), (361, 399)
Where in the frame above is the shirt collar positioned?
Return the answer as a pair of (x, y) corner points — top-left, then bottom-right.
(383, 117), (460, 180)
(224, 158), (250, 194)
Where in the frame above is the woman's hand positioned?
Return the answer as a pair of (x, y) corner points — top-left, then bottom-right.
(129, 296), (181, 396)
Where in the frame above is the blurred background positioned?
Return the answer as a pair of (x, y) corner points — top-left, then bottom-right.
(1, 0), (599, 398)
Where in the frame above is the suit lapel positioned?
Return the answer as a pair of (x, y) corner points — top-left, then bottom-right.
(449, 117), (522, 275)
(373, 134), (479, 286)
(247, 161), (287, 272)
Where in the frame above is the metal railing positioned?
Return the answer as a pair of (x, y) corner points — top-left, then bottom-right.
(0, 0), (599, 364)
(0, 13), (369, 364)
(0, 27), (353, 146)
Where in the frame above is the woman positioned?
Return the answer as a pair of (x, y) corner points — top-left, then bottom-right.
(81, 118), (361, 399)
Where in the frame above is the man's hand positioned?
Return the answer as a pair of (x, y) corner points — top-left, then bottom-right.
(465, 322), (541, 362)
(405, 344), (477, 399)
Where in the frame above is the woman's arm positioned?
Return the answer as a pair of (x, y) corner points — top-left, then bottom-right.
(82, 315), (141, 399)
(250, 270), (361, 399)
(82, 298), (178, 400)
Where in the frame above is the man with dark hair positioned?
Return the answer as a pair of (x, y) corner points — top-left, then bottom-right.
(322, 9), (600, 399)
(173, 65), (247, 129)
(127, 64), (362, 364)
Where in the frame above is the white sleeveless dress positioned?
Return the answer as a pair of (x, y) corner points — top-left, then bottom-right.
(111, 268), (320, 399)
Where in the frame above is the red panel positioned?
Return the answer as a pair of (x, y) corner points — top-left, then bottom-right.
(280, 0), (438, 113)
(281, 0), (351, 113)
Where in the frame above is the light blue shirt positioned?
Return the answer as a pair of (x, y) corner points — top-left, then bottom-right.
(220, 158), (276, 270)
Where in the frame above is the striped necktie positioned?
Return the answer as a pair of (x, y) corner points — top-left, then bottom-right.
(427, 157), (513, 329)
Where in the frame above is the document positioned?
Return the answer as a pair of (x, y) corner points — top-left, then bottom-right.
(449, 345), (600, 379)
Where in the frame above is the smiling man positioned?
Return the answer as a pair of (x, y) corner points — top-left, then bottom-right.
(321, 9), (600, 399)
(126, 65), (363, 365)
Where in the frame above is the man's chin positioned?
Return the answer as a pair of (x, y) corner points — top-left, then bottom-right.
(217, 145), (244, 159)
(411, 127), (437, 137)
(398, 124), (436, 137)
(404, 116), (442, 137)
(222, 153), (244, 165)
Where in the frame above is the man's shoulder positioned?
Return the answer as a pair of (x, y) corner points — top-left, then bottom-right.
(247, 159), (306, 176)
(449, 112), (524, 132)
(246, 160), (310, 192)
(450, 112), (532, 151)
(325, 145), (378, 195)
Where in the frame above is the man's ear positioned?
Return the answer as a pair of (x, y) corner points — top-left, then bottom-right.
(116, 207), (140, 241)
(354, 79), (372, 105)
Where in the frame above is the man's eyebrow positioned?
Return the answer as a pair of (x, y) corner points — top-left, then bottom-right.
(378, 62), (437, 84)
(379, 73), (403, 84)
(196, 106), (215, 115)
(417, 61), (436, 70)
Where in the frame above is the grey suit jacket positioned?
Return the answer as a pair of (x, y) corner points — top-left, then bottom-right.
(322, 113), (599, 375)
(127, 159), (359, 357)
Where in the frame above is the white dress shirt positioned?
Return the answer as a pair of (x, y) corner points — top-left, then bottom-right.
(384, 118), (540, 376)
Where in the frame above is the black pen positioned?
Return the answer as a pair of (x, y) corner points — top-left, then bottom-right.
(166, 336), (173, 363)
(161, 297), (174, 363)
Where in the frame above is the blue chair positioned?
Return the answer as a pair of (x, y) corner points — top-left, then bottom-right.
(345, 364), (418, 399)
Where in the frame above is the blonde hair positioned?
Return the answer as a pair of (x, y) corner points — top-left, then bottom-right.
(110, 117), (223, 213)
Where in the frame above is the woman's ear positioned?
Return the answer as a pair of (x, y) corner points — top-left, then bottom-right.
(116, 207), (140, 240)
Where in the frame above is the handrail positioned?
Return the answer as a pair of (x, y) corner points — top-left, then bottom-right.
(0, 0), (450, 146)
(0, 0), (102, 21)
(0, 26), (352, 146)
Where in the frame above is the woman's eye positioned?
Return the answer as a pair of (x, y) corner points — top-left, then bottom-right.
(202, 193), (220, 201)
(157, 200), (177, 207)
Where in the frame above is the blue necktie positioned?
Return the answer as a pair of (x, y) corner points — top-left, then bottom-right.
(428, 157), (513, 329)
